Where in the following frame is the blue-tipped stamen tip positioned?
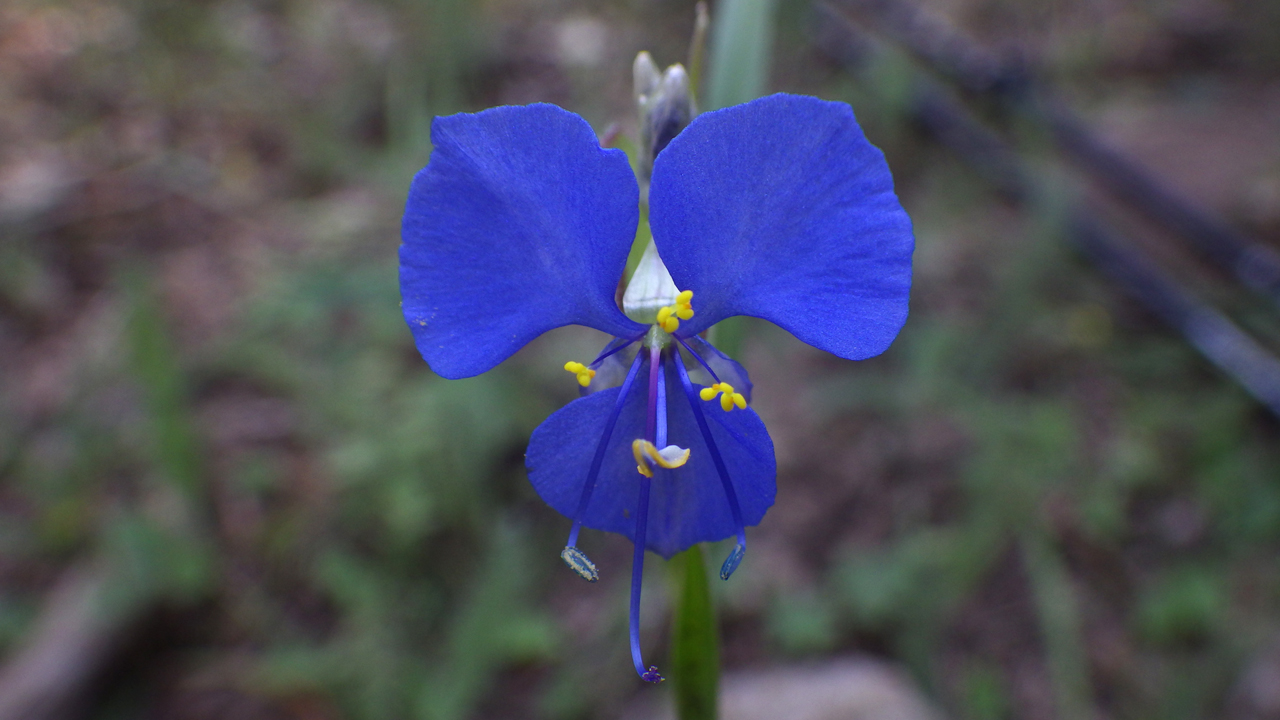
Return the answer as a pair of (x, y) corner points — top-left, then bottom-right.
(641, 666), (664, 683)
(720, 544), (746, 580)
(561, 546), (599, 582)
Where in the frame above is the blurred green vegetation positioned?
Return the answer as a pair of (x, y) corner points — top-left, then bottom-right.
(0, 0), (1279, 719)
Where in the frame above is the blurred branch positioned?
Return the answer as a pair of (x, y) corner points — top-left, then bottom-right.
(0, 271), (220, 719)
(812, 4), (1280, 417)
(829, 0), (1280, 310)
(0, 566), (121, 720)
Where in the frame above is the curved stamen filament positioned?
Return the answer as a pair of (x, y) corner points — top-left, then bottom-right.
(674, 355), (749, 580)
(676, 335), (723, 385)
(629, 474), (662, 683)
(591, 333), (645, 367)
(629, 345), (665, 683)
(561, 350), (646, 581)
(632, 439), (690, 478)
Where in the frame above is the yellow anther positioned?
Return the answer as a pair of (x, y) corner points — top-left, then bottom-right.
(563, 361), (596, 387)
(631, 439), (691, 478)
(655, 290), (694, 334)
(700, 382), (747, 411)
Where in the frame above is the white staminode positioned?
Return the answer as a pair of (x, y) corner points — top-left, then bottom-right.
(623, 241), (679, 324)
(654, 444), (691, 466)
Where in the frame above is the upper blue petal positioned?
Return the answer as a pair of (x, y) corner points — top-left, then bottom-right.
(400, 104), (646, 379)
(526, 361), (776, 558)
(649, 94), (915, 360)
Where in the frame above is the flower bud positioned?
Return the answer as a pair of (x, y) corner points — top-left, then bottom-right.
(634, 54), (696, 182)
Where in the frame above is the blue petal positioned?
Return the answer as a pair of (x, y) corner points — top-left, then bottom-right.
(649, 94), (915, 360)
(401, 104), (646, 379)
(526, 364), (776, 558)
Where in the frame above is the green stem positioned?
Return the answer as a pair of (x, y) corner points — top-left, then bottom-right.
(670, 546), (719, 720)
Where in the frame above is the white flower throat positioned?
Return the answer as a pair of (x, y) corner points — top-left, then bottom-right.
(622, 241), (681, 325)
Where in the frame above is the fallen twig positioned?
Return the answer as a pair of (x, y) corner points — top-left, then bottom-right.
(813, 4), (1280, 417)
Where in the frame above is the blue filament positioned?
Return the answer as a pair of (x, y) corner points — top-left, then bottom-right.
(589, 334), (644, 368)
(565, 350), (645, 551)
(629, 347), (664, 683)
(675, 335), (722, 385)
(628, 468), (661, 682)
(656, 352), (668, 447)
(673, 355), (748, 578)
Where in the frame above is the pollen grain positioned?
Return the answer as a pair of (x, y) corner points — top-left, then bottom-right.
(699, 382), (747, 411)
(655, 290), (694, 333)
(563, 361), (596, 387)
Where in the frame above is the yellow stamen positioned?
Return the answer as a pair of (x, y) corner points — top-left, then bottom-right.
(655, 289), (694, 334)
(700, 382), (747, 411)
(563, 361), (596, 387)
(631, 439), (691, 477)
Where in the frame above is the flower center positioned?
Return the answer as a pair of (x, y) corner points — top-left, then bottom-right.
(655, 290), (694, 333)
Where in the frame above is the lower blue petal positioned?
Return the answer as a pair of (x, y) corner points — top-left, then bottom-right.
(526, 364), (776, 558)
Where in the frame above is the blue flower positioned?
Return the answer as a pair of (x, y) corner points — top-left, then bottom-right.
(400, 93), (913, 682)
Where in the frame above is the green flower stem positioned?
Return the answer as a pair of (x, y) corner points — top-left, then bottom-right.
(670, 545), (719, 720)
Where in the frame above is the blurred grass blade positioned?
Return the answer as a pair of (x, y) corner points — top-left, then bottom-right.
(688, 2), (711, 105)
(706, 0), (778, 110)
(419, 521), (557, 720)
(123, 267), (203, 501)
(386, 48), (432, 164)
(1021, 532), (1091, 720)
(670, 546), (719, 720)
